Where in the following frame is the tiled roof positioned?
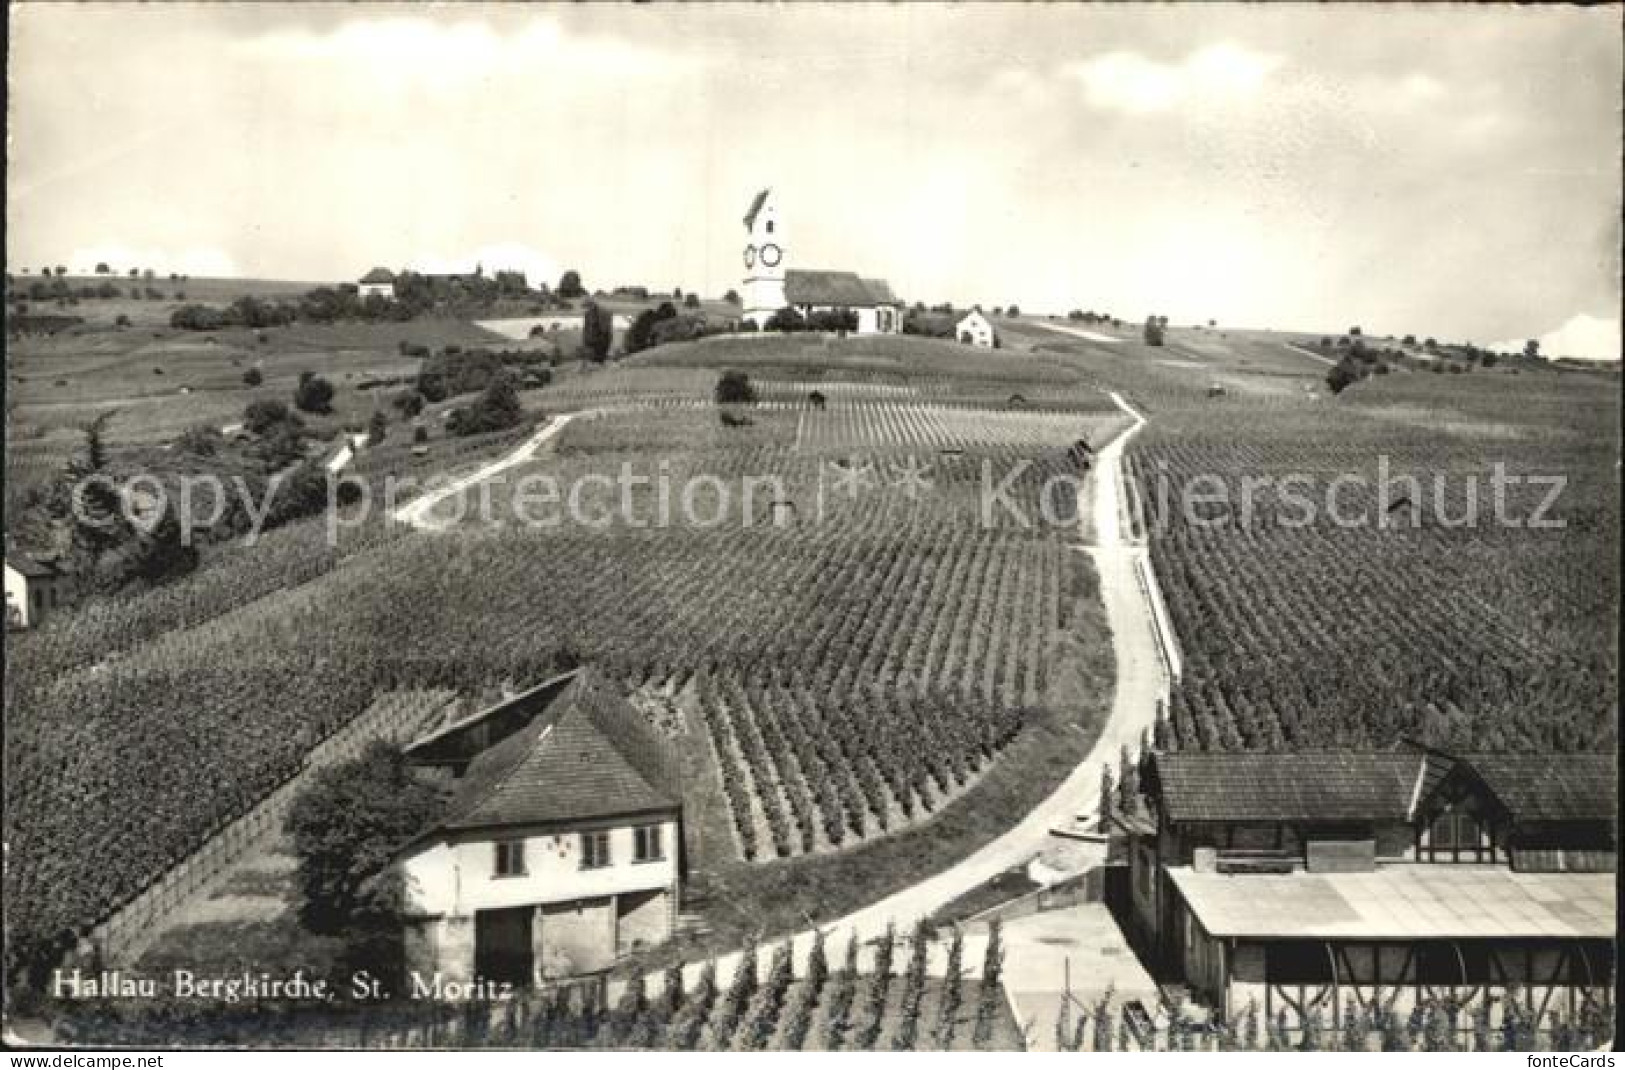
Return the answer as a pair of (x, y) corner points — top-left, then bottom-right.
(743, 188), (771, 230)
(359, 267), (395, 284)
(1170, 864), (1615, 939)
(438, 669), (680, 832)
(1459, 754), (1615, 823)
(785, 270), (897, 308)
(1151, 752), (1422, 823)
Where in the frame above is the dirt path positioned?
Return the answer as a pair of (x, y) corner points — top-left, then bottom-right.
(1284, 342), (1337, 367)
(617, 390), (1178, 1004)
(390, 412), (582, 530)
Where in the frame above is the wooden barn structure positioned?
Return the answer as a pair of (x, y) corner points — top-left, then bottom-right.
(1122, 748), (1615, 1030)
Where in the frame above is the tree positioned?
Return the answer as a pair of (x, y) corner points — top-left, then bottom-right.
(244, 398), (298, 435)
(765, 306), (806, 333)
(1349, 325), (1363, 337)
(54, 266), (66, 277)
(367, 411), (388, 445)
(294, 371), (336, 413)
(129, 268), (139, 279)
(1523, 339), (1540, 359)
(557, 269), (585, 299)
(242, 367), (264, 387)
(626, 302), (679, 353)
(971, 919), (1005, 1048)
(94, 263), (110, 275)
(1007, 304), (1021, 317)
(715, 369), (757, 405)
(581, 301), (614, 361)
(684, 292), (701, 310)
(1143, 315), (1166, 346)
(723, 289), (740, 305)
(285, 741), (446, 934)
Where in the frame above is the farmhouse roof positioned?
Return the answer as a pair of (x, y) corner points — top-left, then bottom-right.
(436, 668), (680, 833)
(743, 188), (771, 230)
(359, 267), (396, 284)
(1150, 752), (1422, 824)
(956, 310), (991, 329)
(785, 269), (898, 308)
(860, 278), (900, 305)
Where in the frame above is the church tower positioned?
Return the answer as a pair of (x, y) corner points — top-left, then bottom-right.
(741, 188), (785, 328)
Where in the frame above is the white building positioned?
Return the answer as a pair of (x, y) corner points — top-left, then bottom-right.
(740, 188), (902, 333)
(5, 554), (65, 629)
(954, 309), (996, 348)
(358, 267), (397, 300)
(394, 669), (682, 985)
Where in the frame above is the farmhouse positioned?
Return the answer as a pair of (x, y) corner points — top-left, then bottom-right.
(357, 267), (397, 300)
(5, 553), (66, 629)
(394, 668), (682, 985)
(1122, 748), (1615, 1028)
(955, 310), (995, 348)
(741, 188), (903, 334)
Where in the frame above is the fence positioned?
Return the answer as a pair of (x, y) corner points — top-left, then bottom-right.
(75, 688), (456, 969)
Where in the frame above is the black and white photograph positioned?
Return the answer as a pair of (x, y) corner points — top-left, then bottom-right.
(3, 1), (1620, 1055)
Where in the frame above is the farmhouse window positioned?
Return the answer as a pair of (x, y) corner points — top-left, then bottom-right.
(633, 824), (664, 863)
(581, 831), (611, 870)
(494, 840), (526, 877)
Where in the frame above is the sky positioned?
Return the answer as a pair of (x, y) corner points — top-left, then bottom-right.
(7, 3), (1622, 358)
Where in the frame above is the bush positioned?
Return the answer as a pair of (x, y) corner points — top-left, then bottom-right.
(392, 390), (425, 417)
(1326, 360), (1361, 394)
(294, 372), (335, 413)
(447, 369), (523, 436)
(715, 369), (757, 405)
(242, 367), (263, 387)
(244, 398), (298, 435)
(765, 306), (806, 333)
(413, 426), (429, 444)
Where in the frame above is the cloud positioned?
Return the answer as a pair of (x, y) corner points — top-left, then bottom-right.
(1493, 313), (1620, 362)
(64, 245), (237, 278)
(1065, 43), (1282, 114)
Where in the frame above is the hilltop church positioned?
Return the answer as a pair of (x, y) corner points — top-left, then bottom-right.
(741, 189), (903, 334)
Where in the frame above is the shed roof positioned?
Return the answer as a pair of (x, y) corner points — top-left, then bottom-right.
(1170, 864), (1615, 940)
(359, 267), (396, 284)
(743, 188), (771, 230)
(1151, 752), (1423, 824)
(436, 669), (680, 833)
(1458, 754), (1615, 823)
(5, 555), (58, 579)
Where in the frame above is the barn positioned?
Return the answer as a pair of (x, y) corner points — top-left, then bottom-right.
(1123, 748), (1615, 1031)
(393, 668), (683, 985)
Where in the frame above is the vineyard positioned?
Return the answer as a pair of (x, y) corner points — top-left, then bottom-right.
(6, 335), (1118, 982)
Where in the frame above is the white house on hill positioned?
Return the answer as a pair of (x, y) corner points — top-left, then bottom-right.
(358, 267), (397, 300)
(394, 668), (682, 985)
(955, 309), (995, 348)
(741, 188), (902, 334)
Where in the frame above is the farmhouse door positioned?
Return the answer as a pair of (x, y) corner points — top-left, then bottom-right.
(474, 906), (535, 987)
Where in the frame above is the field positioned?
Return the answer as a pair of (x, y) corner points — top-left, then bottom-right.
(1006, 319), (1620, 755)
(4, 328), (1117, 984)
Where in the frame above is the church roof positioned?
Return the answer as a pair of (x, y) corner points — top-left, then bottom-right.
(743, 188), (772, 230)
(785, 269), (899, 308)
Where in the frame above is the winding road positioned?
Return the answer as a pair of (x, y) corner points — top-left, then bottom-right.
(384, 390), (1179, 1000)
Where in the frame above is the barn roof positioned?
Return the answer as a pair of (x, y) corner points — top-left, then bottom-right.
(436, 668), (680, 833)
(785, 270), (898, 308)
(1150, 752), (1422, 823)
(743, 188), (771, 230)
(1456, 754), (1615, 823)
(359, 267), (396, 284)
